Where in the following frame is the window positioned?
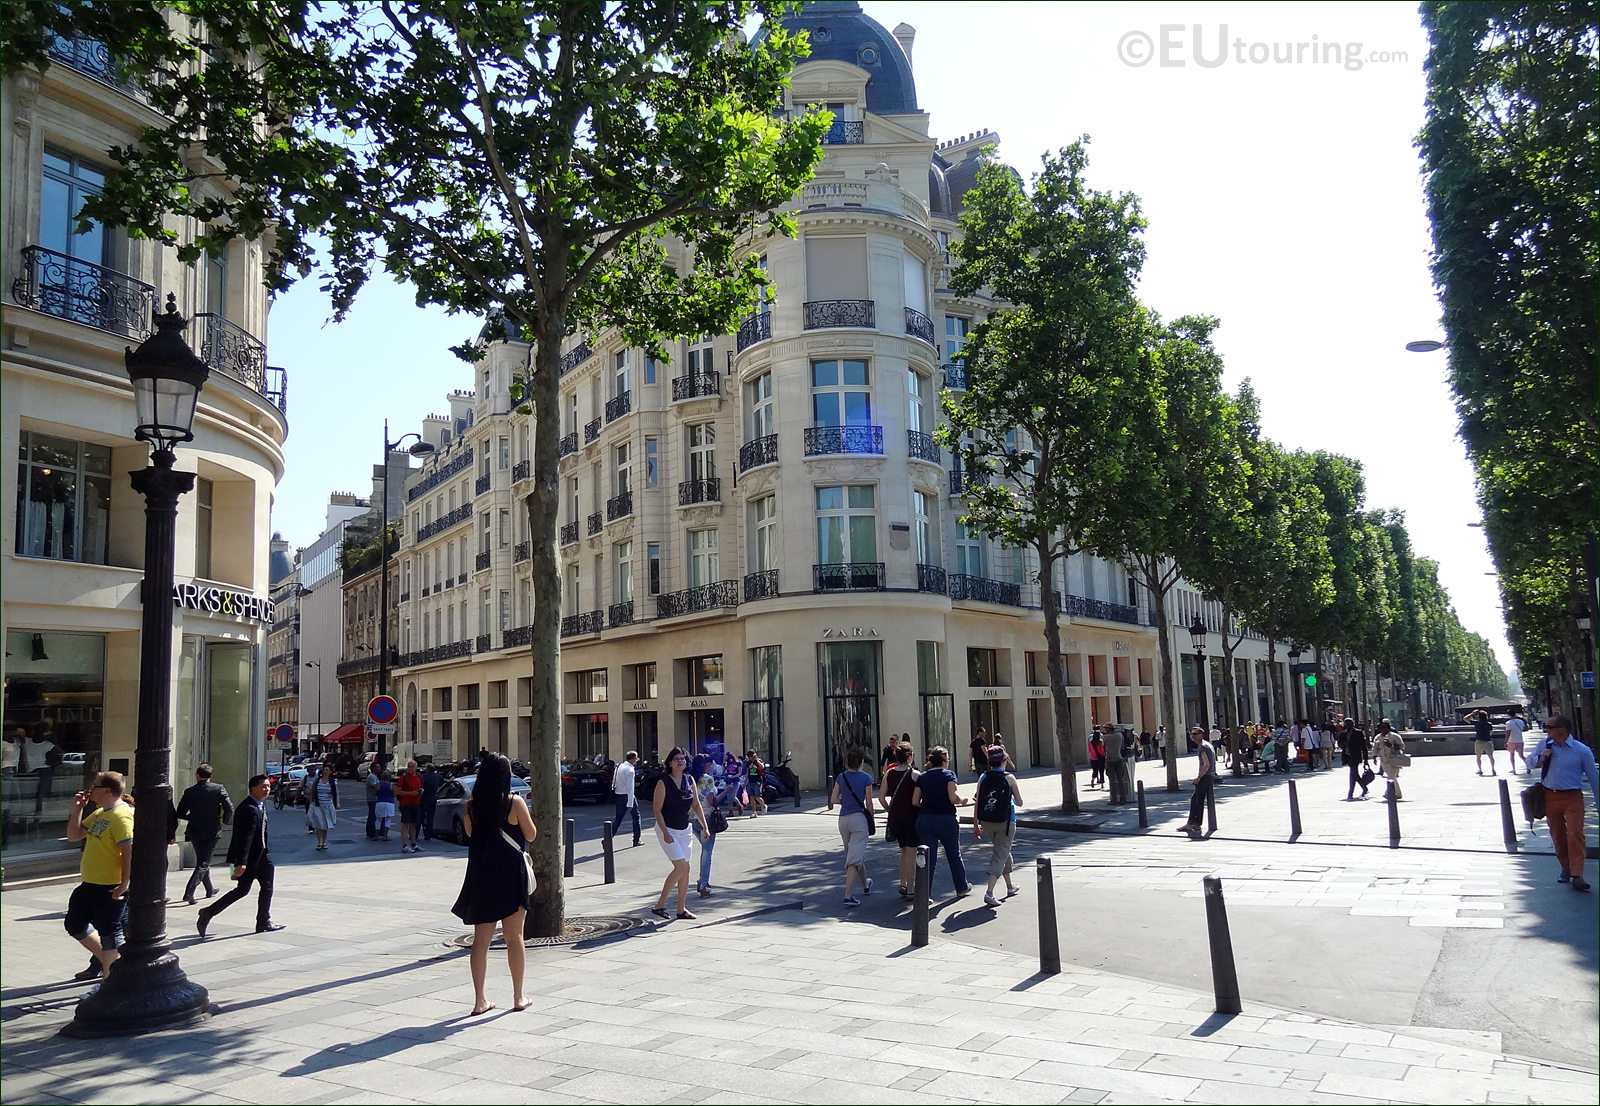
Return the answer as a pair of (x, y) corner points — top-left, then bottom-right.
(461, 682), (480, 710)
(945, 315), (970, 363)
(14, 432), (111, 564)
(816, 485), (876, 564)
(437, 686), (453, 712)
(751, 495), (778, 571)
(479, 511), (491, 553)
(627, 662), (658, 699)
(489, 680), (509, 709)
(645, 437), (659, 487)
(480, 588), (491, 634)
(907, 369), (928, 434)
(446, 604), (455, 642)
(194, 477), (214, 578)
(644, 355), (658, 385)
(688, 529), (718, 587)
(498, 436), (509, 470)
(686, 335), (716, 375)
(205, 250), (226, 320)
(574, 668), (608, 704)
(518, 577), (531, 625)
(954, 521), (984, 576)
(566, 392), (578, 436)
(690, 655), (724, 696)
(40, 148), (112, 326)
(647, 542), (661, 595)
(613, 443), (631, 495)
(613, 350), (631, 398)
(967, 648), (1001, 687)
(938, 230), (952, 269)
(566, 562), (581, 613)
(686, 423), (715, 481)
(750, 645), (782, 697)
(748, 372), (775, 439)
(615, 541), (633, 604)
(914, 490), (933, 564)
(566, 477), (579, 525)
(811, 359), (870, 427)
(573, 714), (609, 761)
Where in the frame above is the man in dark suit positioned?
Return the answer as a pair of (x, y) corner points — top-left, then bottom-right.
(175, 763), (232, 904)
(198, 774), (285, 937)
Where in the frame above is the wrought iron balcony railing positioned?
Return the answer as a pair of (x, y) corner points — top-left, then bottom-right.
(512, 459), (530, 483)
(743, 569), (780, 602)
(503, 625), (532, 648)
(399, 591), (411, 603)
(804, 425), (883, 456)
(821, 119), (865, 145)
(514, 540), (531, 563)
(560, 611), (603, 638)
(12, 245), (154, 341)
(475, 633), (491, 654)
(605, 391), (631, 422)
(587, 511), (603, 536)
(46, 32), (146, 100)
(336, 654), (383, 678)
(606, 490), (633, 521)
(408, 448), (473, 502)
(475, 474), (491, 495)
(916, 563), (947, 594)
(559, 343), (591, 376)
(475, 550), (491, 572)
(904, 307), (935, 345)
(192, 311), (273, 401)
(656, 580), (739, 619)
(814, 562), (886, 592)
(608, 600), (635, 627)
(417, 502), (473, 542)
(736, 312), (772, 352)
(942, 362), (967, 390)
(950, 468), (988, 496)
(559, 522), (578, 546)
(559, 432), (578, 458)
(739, 433), (779, 472)
(457, 572), (467, 587)
(678, 478), (721, 505)
(671, 371), (720, 401)
(803, 299), (875, 330)
(949, 574), (1022, 607)
(907, 430), (941, 463)
(583, 416), (602, 444)
(1048, 591), (1141, 626)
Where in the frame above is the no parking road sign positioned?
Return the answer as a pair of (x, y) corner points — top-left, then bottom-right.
(273, 724), (293, 744)
(367, 695), (398, 727)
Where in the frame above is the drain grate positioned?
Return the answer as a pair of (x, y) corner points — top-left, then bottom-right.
(447, 914), (644, 951)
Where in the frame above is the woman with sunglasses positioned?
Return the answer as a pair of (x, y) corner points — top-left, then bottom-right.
(651, 746), (710, 920)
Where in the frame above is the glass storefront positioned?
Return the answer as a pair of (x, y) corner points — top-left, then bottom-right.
(818, 640), (878, 778)
(2, 630), (105, 856)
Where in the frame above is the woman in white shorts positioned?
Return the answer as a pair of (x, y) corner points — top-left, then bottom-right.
(1503, 711), (1528, 773)
(650, 746), (709, 921)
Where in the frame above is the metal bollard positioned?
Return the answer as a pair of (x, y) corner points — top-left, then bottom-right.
(910, 845), (930, 948)
(1205, 783), (1218, 836)
(1136, 780), (1148, 828)
(1036, 855), (1061, 975)
(1287, 779), (1302, 840)
(602, 820), (616, 883)
(564, 817), (575, 877)
(1498, 778), (1518, 854)
(1202, 875), (1242, 1014)
(1386, 780), (1400, 847)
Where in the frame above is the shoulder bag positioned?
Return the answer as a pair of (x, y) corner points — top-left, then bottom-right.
(707, 807), (729, 835)
(500, 824), (536, 896)
(841, 772), (875, 836)
(1521, 743), (1553, 824)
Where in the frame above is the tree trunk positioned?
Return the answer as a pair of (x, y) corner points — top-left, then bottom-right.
(1039, 547), (1080, 814)
(1264, 639), (1281, 725)
(1150, 577), (1181, 792)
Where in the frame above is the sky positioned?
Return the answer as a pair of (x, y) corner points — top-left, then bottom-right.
(263, 1), (1514, 675)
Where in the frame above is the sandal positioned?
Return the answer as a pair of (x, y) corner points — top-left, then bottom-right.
(650, 906), (670, 920)
(676, 909), (698, 920)
(696, 886), (713, 898)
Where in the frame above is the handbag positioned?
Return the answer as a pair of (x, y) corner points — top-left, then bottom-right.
(883, 766), (913, 840)
(1521, 744), (1555, 824)
(841, 772), (875, 836)
(501, 825), (536, 895)
(1359, 765), (1375, 786)
(707, 807), (729, 835)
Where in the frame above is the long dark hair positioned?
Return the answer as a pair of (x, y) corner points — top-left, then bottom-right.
(470, 752), (512, 833)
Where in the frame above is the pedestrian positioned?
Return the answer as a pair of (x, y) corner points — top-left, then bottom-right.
(829, 748), (876, 907)
(1104, 724), (1128, 804)
(396, 759), (424, 852)
(1087, 730), (1106, 790)
(1471, 710), (1497, 776)
(973, 744), (1023, 907)
(419, 761), (441, 840)
(198, 774), (285, 937)
(63, 771), (131, 980)
(968, 726), (989, 778)
(911, 746), (971, 897)
(1302, 721), (1319, 772)
(450, 752), (536, 1014)
(1504, 709), (1528, 774)
(879, 744), (920, 898)
(373, 772), (396, 841)
(1119, 728), (1137, 790)
(745, 751), (768, 817)
(1372, 719), (1408, 800)
(1341, 719), (1372, 800)
(612, 750), (642, 846)
(1320, 721), (1337, 770)
(1154, 725), (1168, 763)
(693, 772), (721, 897)
(649, 746), (709, 921)
(175, 763), (232, 904)
(1177, 728), (1216, 836)
(1276, 723), (1292, 774)
(365, 759), (381, 839)
(1525, 716), (1599, 892)
(305, 762), (339, 851)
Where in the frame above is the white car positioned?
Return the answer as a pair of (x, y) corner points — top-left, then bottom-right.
(432, 773), (532, 844)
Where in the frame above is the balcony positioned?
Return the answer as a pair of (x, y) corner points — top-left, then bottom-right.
(46, 32), (146, 100)
(1049, 591), (1141, 626)
(457, 572), (467, 586)
(512, 459), (531, 483)
(417, 502), (473, 542)
(560, 611), (603, 638)
(678, 478), (721, 506)
(399, 591), (411, 603)
(583, 416), (602, 444)
(442, 577), (454, 591)
(605, 391), (631, 422)
(907, 430), (941, 464)
(559, 343), (592, 376)
(950, 468), (988, 496)
(656, 580), (739, 619)
(559, 522), (578, 546)
(822, 119), (865, 145)
(803, 299), (875, 330)
(476, 550), (491, 572)
(475, 633), (491, 654)
(475, 474), (491, 495)
(558, 431), (578, 459)
(587, 511), (603, 536)
(814, 562), (886, 592)
(942, 363), (967, 390)
(739, 433), (779, 473)
(916, 563), (947, 594)
(266, 685), (299, 701)
(671, 371), (720, 402)
(192, 312), (279, 409)
(408, 448), (473, 502)
(736, 312), (772, 352)
(503, 625), (532, 648)
(400, 639), (473, 667)
(743, 568), (780, 602)
(336, 654), (385, 678)
(904, 307), (936, 346)
(949, 574), (1021, 607)
(804, 425), (883, 457)
(606, 490), (633, 521)
(608, 600), (635, 627)
(12, 245), (154, 341)
(514, 540), (531, 563)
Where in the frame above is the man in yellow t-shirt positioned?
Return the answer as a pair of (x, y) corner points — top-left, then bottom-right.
(64, 771), (133, 980)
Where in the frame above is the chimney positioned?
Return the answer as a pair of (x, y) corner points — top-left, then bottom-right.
(892, 22), (915, 68)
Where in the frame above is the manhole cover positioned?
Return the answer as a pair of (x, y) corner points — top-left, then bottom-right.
(447, 914), (643, 951)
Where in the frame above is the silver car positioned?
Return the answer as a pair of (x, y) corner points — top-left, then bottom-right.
(432, 773), (532, 844)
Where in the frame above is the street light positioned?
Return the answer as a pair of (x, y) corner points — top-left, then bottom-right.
(1348, 662), (1361, 724)
(1286, 643), (1303, 722)
(1188, 617), (1209, 732)
(66, 295), (210, 1036)
(304, 660), (323, 749)
(1405, 339), (1445, 353)
(377, 420), (434, 767)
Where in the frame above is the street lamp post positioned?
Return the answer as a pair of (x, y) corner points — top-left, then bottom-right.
(304, 660), (323, 750)
(1188, 617), (1209, 734)
(377, 420), (434, 767)
(1287, 644), (1303, 723)
(66, 296), (211, 1036)
(1348, 662), (1361, 725)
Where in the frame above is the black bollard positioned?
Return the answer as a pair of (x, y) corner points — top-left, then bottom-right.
(1287, 779), (1302, 841)
(1386, 780), (1400, 847)
(1205, 783), (1218, 836)
(1202, 875), (1242, 1015)
(910, 845), (930, 948)
(602, 820), (616, 883)
(1497, 778), (1518, 854)
(1036, 855), (1061, 975)
(564, 817), (575, 877)
(1136, 780), (1148, 829)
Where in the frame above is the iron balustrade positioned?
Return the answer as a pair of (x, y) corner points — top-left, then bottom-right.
(399, 591), (411, 602)
(559, 432), (578, 458)
(514, 540), (531, 563)
(743, 569), (780, 602)
(399, 640), (473, 667)
(739, 434), (779, 472)
(605, 392), (631, 422)
(264, 366), (288, 413)
(949, 574), (1021, 607)
(560, 611), (603, 638)
(804, 425), (883, 456)
(559, 343), (592, 376)
(475, 474), (491, 495)
(736, 312), (772, 352)
(417, 502), (473, 542)
(656, 580), (739, 619)
(512, 459), (530, 483)
(457, 573), (467, 586)
(443, 577), (454, 590)
(916, 563), (947, 594)
(559, 522), (578, 545)
(583, 416), (602, 444)
(672, 372), (720, 401)
(336, 654), (382, 678)
(907, 430), (941, 463)
(476, 551), (491, 572)
(904, 307), (936, 345)
(813, 562), (886, 592)
(192, 312), (271, 398)
(608, 600), (635, 627)
(822, 119), (865, 144)
(266, 685), (298, 701)
(803, 299), (875, 330)
(475, 634), (491, 654)
(431, 583), (441, 594)
(950, 468), (988, 495)
(1047, 590), (1141, 625)
(407, 448), (473, 502)
(587, 511), (603, 536)
(46, 32), (145, 99)
(503, 626), (532, 648)
(678, 478), (721, 505)
(606, 490), (633, 521)
(13, 245), (155, 341)
(942, 363), (967, 390)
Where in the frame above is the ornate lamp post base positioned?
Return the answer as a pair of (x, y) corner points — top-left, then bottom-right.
(61, 949), (211, 1037)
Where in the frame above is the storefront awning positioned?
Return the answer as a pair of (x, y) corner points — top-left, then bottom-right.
(319, 723), (366, 744)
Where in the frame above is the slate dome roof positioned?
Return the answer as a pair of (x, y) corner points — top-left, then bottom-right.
(779, 2), (918, 116)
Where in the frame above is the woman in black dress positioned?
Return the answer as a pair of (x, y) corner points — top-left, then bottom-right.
(451, 753), (537, 1015)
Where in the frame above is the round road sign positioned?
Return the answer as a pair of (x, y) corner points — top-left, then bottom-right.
(274, 724), (293, 743)
(368, 695), (399, 726)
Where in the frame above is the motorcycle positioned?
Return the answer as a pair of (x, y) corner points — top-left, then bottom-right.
(762, 753), (801, 807)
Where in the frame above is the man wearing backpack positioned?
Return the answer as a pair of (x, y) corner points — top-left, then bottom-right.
(1177, 727), (1216, 836)
(972, 745), (1023, 907)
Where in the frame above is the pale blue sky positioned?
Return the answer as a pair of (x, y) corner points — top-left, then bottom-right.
(264, 2), (1511, 673)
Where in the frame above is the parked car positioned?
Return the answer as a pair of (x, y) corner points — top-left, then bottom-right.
(432, 773), (533, 844)
(561, 754), (615, 805)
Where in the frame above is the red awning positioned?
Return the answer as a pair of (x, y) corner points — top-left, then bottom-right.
(319, 723), (366, 745)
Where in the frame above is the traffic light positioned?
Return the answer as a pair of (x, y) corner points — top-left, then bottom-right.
(1303, 673), (1318, 689)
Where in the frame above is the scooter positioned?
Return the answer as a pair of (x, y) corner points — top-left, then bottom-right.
(763, 753), (802, 807)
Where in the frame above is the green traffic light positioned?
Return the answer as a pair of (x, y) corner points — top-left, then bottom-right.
(1303, 673), (1318, 688)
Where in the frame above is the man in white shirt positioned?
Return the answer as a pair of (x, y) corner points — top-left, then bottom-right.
(612, 751), (641, 847)
(1503, 711), (1528, 774)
